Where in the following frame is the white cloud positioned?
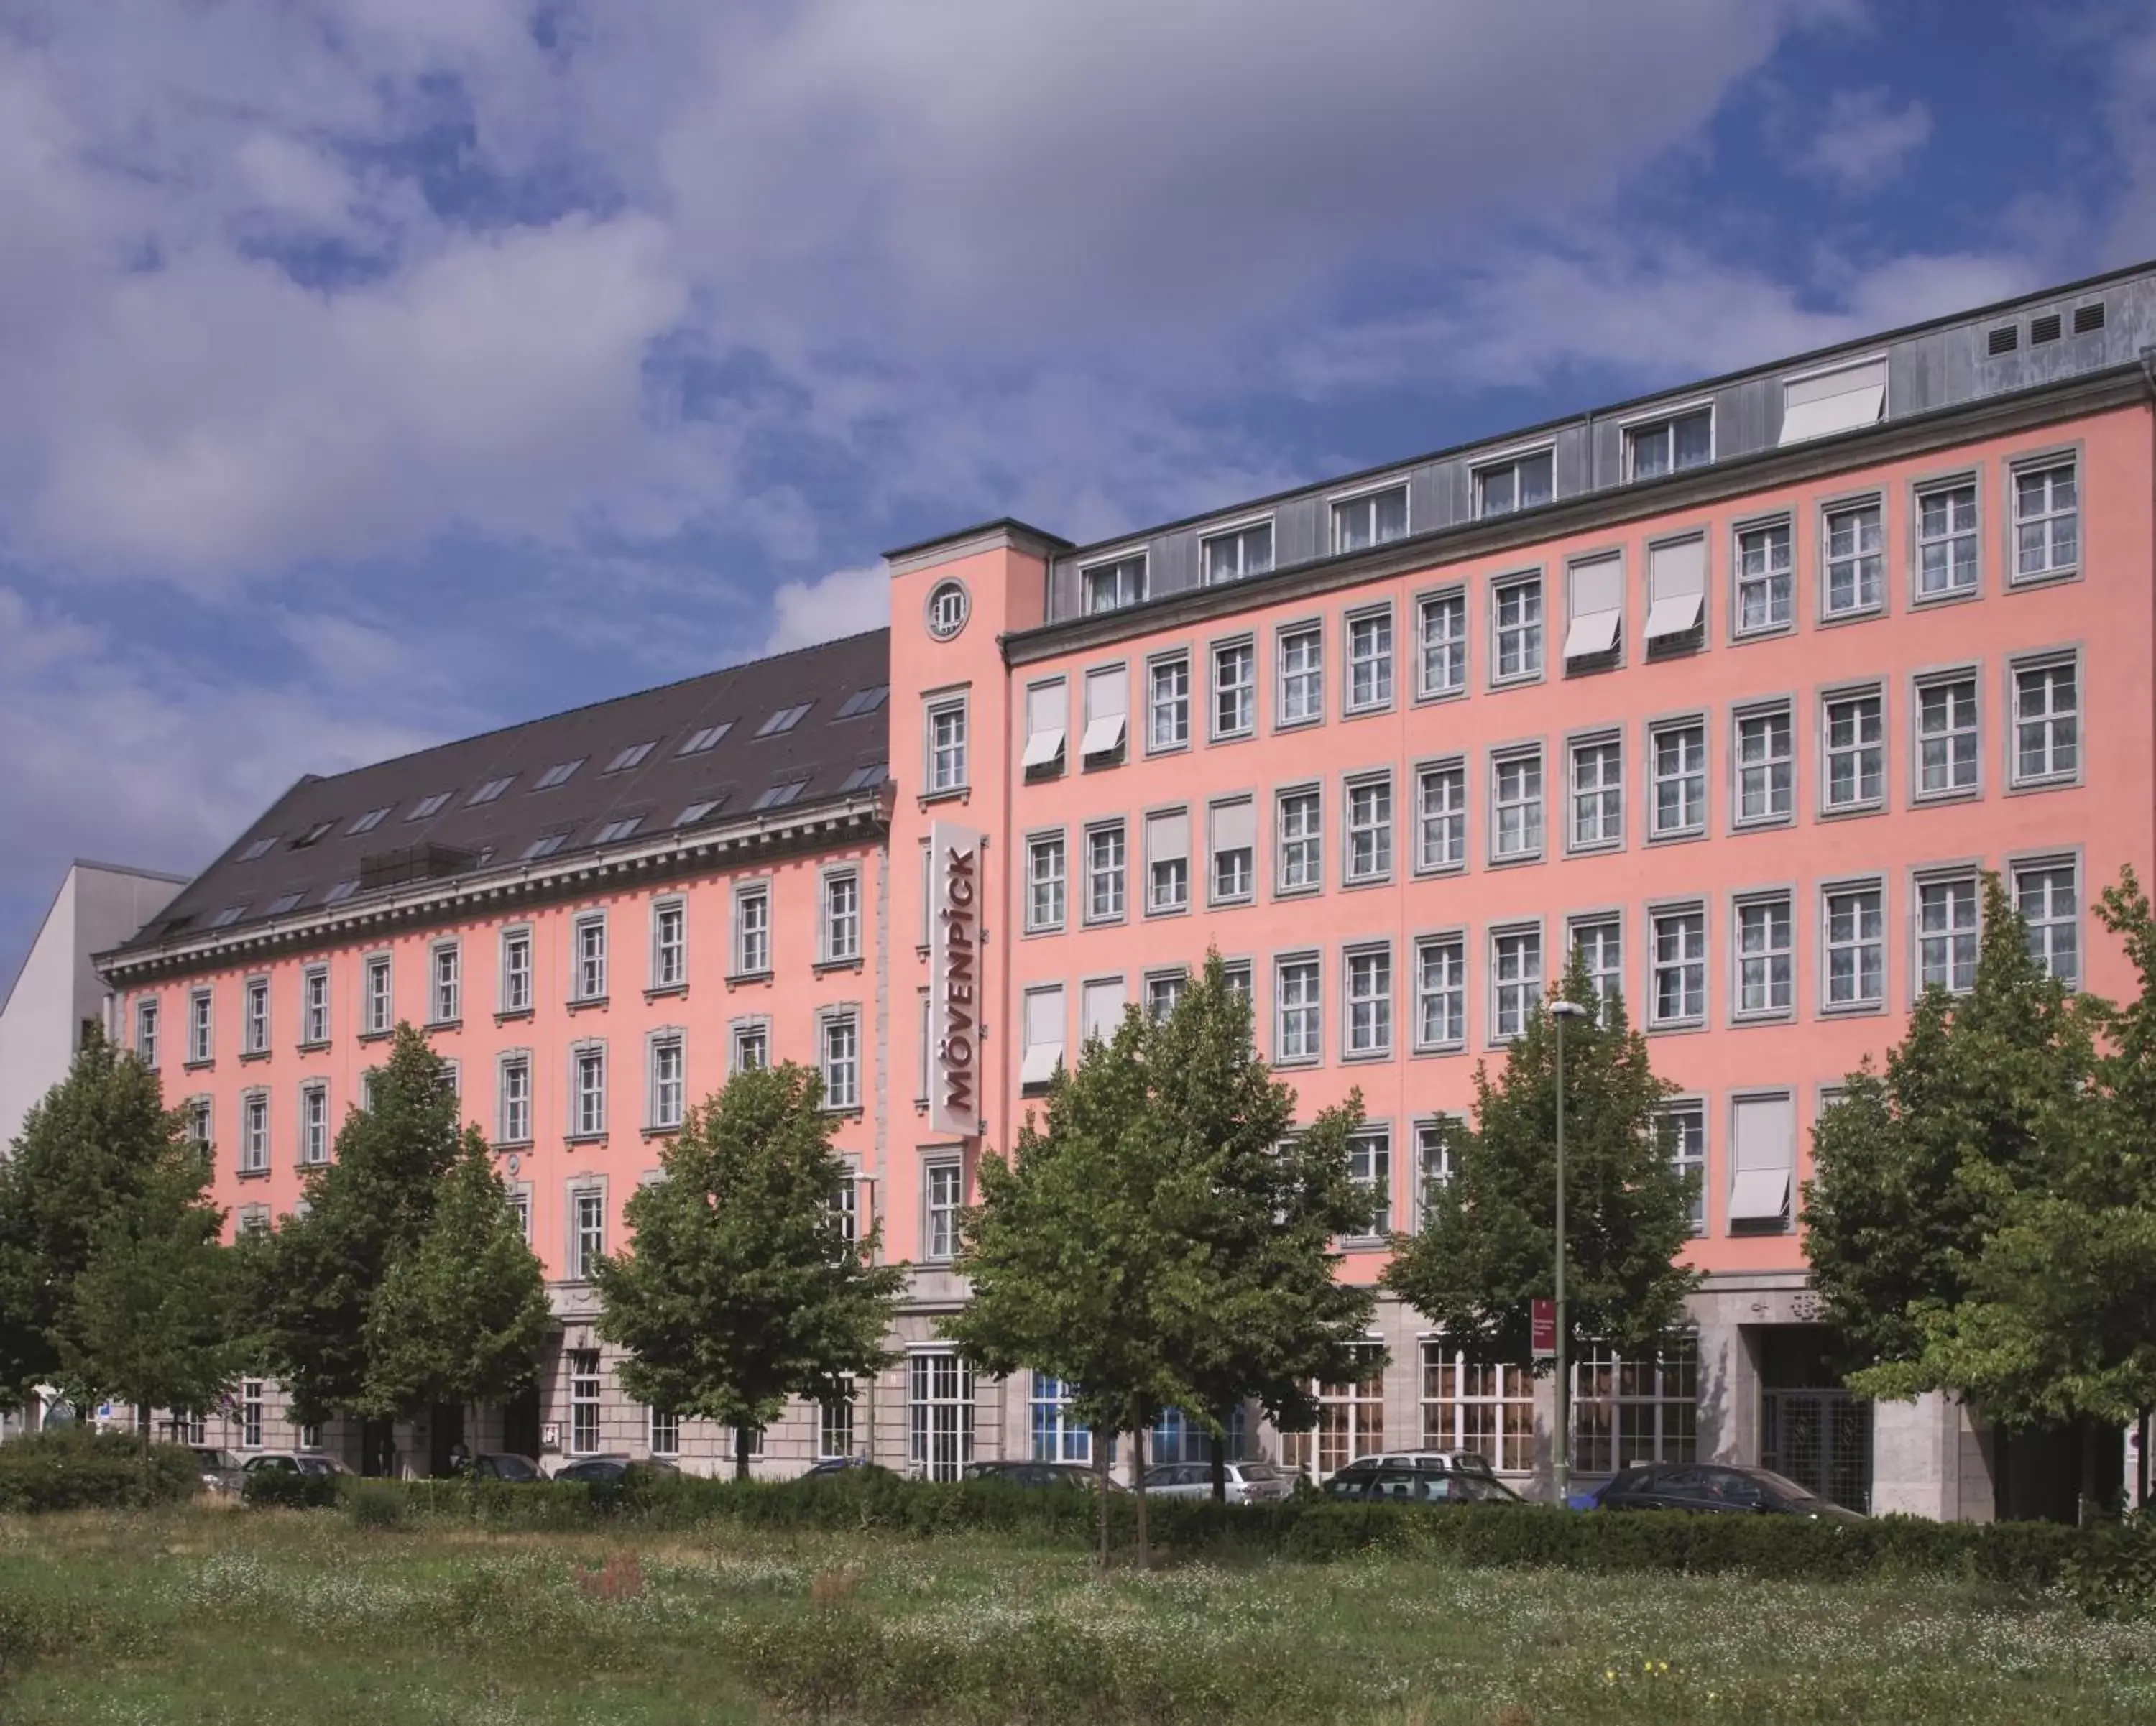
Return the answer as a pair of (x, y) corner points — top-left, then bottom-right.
(1797, 88), (1933, 190)
(762, 565), (890, 657)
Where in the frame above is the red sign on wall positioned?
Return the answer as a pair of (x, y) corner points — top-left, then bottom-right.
(1531, 1299), (1557, 1360)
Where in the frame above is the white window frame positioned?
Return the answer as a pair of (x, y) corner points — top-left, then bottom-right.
(1025, 831), (1066, 933)
(1023, 676), (1068, 776)
(1416, 586), (1468, 700)
(1081, 663), (1129, 766)
(1276, 785), (1323, 895)
(1733, 701), (1795, 829)
(1082, 551), (1146, 614)
(1211, 636), (1256, 741)
(571, 1043), (607, 1140)
(820, 1011), (860, 1112)
(2014, 854), (2081, 991)
(822, 869), (861, 965)
(1648, 903), (1708, 1029)
(1821, 877), (1887, 1014)
(1733, 892), (1795, 1022)
(573, 912), (609, 1001)
(363, 956), (392, 1036)
(1344, 605), (1395, 716)
(1570, 915), (1623, 1021)
(1330, 481), (1409, 552)
(908, 1348), (974, 1480)
(1491, 575), (1544, 686)
(243, 977), (270, 1056)
(1912, 670), (1981, 802)
(1624, 403), (1713, 480)
(923, 1163), (964, 1263)
(430, 941), (461, 1026)
(1208, 796), (1256, 906)
(1276, 622), (1325, 729)
(1915, 869), (1981, 997)
(299, 1081), (329, 1166)
(1414, 758), (1467, 874)
(2009, 453), (2079, 585)
(1491, 745), (1544, 864)
(1145, 806), (1191, 916)
(300, 965), (329, 1046)
(568, 1349), (602, 1451)
(1084, 821), (1127, 925)
(239, 1089), (270, 1175)
(1733, 516), (1794, 637)
(1820, 495), (1884, 619)
(1345, 1125), (1392, 1236)
(134, 997), (159, 1066)
(1822, 686), (1886, 814)
(1489, 923), (1543, 1043)
(651, 897), (688, 990)
(498, 1053), (533, 1145)
(926, 694), (970, 793)
(570, 1193), (606, 1281)
(1567, 732), (1623, 854)
(1473, 447), (1554, 520)
(1202, 517), (1274, 585)
(1913, 474), (1979, 602)
(1413, 932), (1468, 1052)
(1649, 717), (1708, 841)
(1661, 1103), (1707, 1234)
(1275, 951), (1322, 1066)
(732, 885), (771, 978)
(731, 1018), (770, 1076)
(500, 927), (533, 1015)
(2009, 652), (2081, 788)
(1344, 771), (1393, 885)
(1146, 653), (1190, 754)
(1020, 984), (1065, 1089)
(648, 1031), (686, 1130)
(1343, 943), (1393, 1061)
(188, 987), (213, 1064)
(1562, 551), (1624, 665)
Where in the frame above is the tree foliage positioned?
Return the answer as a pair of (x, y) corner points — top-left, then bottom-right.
(593, 1062), (905, 1480)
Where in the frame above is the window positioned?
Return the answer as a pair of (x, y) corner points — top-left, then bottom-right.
(1422, 1348), (1532, 1472)
(134, 998), (158, 1066)
(240, 1092), (269, 1174)
(1276, 955), (1322, 1063)
(1570, 737), (1622, 849)
(734, 888), (770, 976)
(1345, 774), (1393, 883)
(1917, 482), (1978, 598)
(237, 835), (277, 862)
(2014, 460), (2078, 581)
(1491, 927), (1542, 1040)
(820, 1383), (856, 1460)
(648, 1407), (680, 1458)
(1030, 1373), (1094, 1463)
(1916, 676), (1978, 797)
(839, 763), (885, 793)
(1824, 691), (1884, 811)
(1735, 520), (1793, 633)
(1346, 1127), (1391, 1232)
(1020, 986), (1065, 1088)
(1650, 721), (1707, 839)
(2013, 657), (2078, 785)
(1081, 665), (1128, 765)
(295, 820), (336, 848)
(348, 807), (389, 835)
(300, 966), (328, 1044)
(757, 703), (812, 738)
(1644, 536), (1708, 646)
(1493, 749), (1544, 862)
(188, 988), (213, 1063)
(1416, 589), (1467, 698)
(1346, 609), (1393, 712)
(323, 878), (360, 906)
(571, 1191), (605, 1278)
(1563, 554), (1622, 663)
(1729, 1094), (1795, 1229)
(1572, 918), (1622, 1019)
(908, 1351), (974, 1481)
(244, 979), (269, 1055)
(1736, 895), (1793, 1018)
(1650, 908), (1706, 1026)
(499, 1056), (532, 1144)
(534, 760), (584, 790)
(927, 578), (969, 639)
(1627, 407), (1712, 479)
(1026, 834), (1066, 932)
(1209, 798), (1256, 904)
(1212, 640), (1256, 739)
(732, 1021), (769, 1074)
(1416, 760), (1467, 872)
(2017, 860), (2080, 989)
(755, 777), (811, 811)
(569, 1350), (602, 1452)
(1083, 554), (1146, 614)
(1279, 625), (1323, 726)
(1573, 1341), (1698, 1472)
(648, 900), (686, 990)
(573, 1048), (607, 1139)
(1203, 520), (1273, 583)
(814, 1012), (857, 1111)
(1823, 502), (1883, 617)
(300, 1082), (328, 1165)
(241, 1380), (264, 1449)
(1824, 883), (1886, 1010)
(1918, 876), (1979, 993)
(1278, 788), (1323, 892)
(1345, 946), (1392, 1059)
(1475, 451), (1553, 519)
(1080, 977), (1126, 1050)
(927, 697), (969, 791)
(522, 831), (570, 862)
(501, 930), (532, 1013)
(1661, 1107), (1707, 1234)
(1735, 706), (1794, 825)
(594, 815), (644, 844)
(1779, 356), (1886, 445)
(430, 943), (460, 1024)
(678, 722), (733, 756)
(186, 1096), (213, 1150)
(469, 775), (516, 805)
(364, 957), (392, 1035)
(1415, 936), (1467, 1050)
(263, 892), (305, 917)
(823, 872), (860, 963)
(1146, 657), (1188, 753)
(1332, 484), (1409, 551)
(1085, 823), (1125, 922)
(1284, 1345), (1386, 1479)
(1146, 970), (1187, 1020)
(924, 1163), (962, 1263)
(650, 1034), (686, 1129)
(573, 915), (608, 1000)
(1493, 578), (1542, 681)
(409, 791), (453, 821)
(1146, 808), (1191, 914)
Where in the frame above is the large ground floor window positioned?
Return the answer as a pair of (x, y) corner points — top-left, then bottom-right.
(1030, 1373), (1092, 1464)
(568, 1352), (602, 1455)
(1572, 1341), (1697, 1474)
(1421, 1345), (1534, 1472)
(1283, 1344), (1385, 1479)
(910, 1351), (974, 1482)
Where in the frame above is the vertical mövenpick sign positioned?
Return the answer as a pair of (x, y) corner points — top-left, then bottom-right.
(930, 821), (985, 1138)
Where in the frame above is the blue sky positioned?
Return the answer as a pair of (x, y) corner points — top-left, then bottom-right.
(2, 0), (2152, 989)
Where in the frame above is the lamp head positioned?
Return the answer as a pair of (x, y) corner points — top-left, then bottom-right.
(1548, 1001), (1590, 1022)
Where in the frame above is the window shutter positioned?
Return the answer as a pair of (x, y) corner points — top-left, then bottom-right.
(1728, 1094), (1795, 1221)
(1644, 537), (1708, 640)
(1210, 798), (1257, 853)
(1082, 666), (1128, 758)
(1146, 808), (1189, 864)
(1778, 358), (1886, 445)
(1081, 978), (1126, 1045)
(1023, 682), (1067, 770)
(1562, 554), (1623, 659)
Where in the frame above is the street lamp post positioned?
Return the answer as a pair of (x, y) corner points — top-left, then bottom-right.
(1549, 999), (1589, 1509)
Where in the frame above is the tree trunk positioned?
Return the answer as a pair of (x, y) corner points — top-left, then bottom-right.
(1095, 1436), (1111, 1568)
(2139, 1408), (2150, 1511)
(1129, 1418), (1150, 1571)
(735, 1424), (753, 1482)
(1210, 1429), (1228, 1504)
(2080, 1418), (2099, 1525)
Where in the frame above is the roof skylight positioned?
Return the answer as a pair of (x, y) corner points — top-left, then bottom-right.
(837, 686), (889, 718)
(533, 759), (585, 790)
(264, 891), (305, 916)
(292, 821), (335, 849)
(348, 808), (389, 836)
(605, 742), (656, 773)
(323, 880), (360, 905)
(594, 815), (644, 844)
(236, 836), (279, 862)
(468, 776), (515, 805)
(841, 762), (888, 791)
(677, 797), (726, 826)
(210, 905), (249, 928)
(407, 792), (452, 820)
(756, 703), (812, 737)
(522, 831), (570, 860)
(753, 777), (808, 809)
(678, 722), (733, 755)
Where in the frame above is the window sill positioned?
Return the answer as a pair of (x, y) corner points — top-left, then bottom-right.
(1910, 586), (1981, 610)
(819, 1106), (865, 1121)
(1272, 1056), (1321, 1071)
(1412, 685), (1468, 707)
(1081, 917), (1128, 931)
(183, 1058), (214, 1074)
(1487, 851), (1546, 870)
(1143, 742), (1191, 760)
(296, 1040), (331, 1054)
(1273, 715), (1325, 735)
(644, 984), (688, 1002)
(566, 997), (608, 1014)
(358, 1030), (392, 1044)
(239, 1048), (272, 1064)
(1488, 673), (1546, 694)
(236, 1168), (270, 1182)
(1818, 1000), (1885, 1019)
(1342, 874), (1394, 892)
(564, 1134), (609, 1149)
(1730, 624), (1796, 647)
(727, 971), (773, 989)
(1411, 1042), (1468, 1059)
(1272, 883), (1323, 900)
(1818, 803), (1884, 822)
(1207, 732), (1256, 749)
(1646, 1019), (1708, 1037)
(1816, 605), (1886, 629)
(1144, 903), (1191, 920)
(2007, 776), (2079, 796)
(1911, 788), (1981, 808)
(1340, 1050), (1393, 1066)
(495, 1007), (535, 1025)
(1729, 815), (1795, 835)
(426, 1018), (463, 1033)
(1339, 1236), (1393, 1252)
(814, 956), (865, 976)
(2007, 566), (2081, 591)
(918, 788), (972, 809)
(1645, 829), (1708, 848)
(1728, 1011), (1795, 1030)
(1410, 862), (1468, 880)
(640, 1124), (683, 1140)
(1207, 895), (1256, 912)
(494, 1138), (534, 1153)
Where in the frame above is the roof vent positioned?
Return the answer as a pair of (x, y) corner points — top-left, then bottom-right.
(1986, 324), (2019, 356)
(2030, 312), (2062, 345)
(2074, 303), (2106, 335)
(359, 843), (481, 891)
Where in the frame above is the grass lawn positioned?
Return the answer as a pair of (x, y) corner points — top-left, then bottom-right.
(4, 1503), (2155, 1724)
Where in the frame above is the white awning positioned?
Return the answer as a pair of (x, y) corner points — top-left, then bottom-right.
(1021, 727), (1066, 770)
(1021, 988), (1064, 1087)
(1081, 978), (1126, 1044)
(1019, 1043), (1062, 1087)
(1564, 609), (1621, 659)
(1728, 1166), (1792, 1222)
(1644, 591), (1705, 640)
(1080, 713), (1127, 759)
(1779, 359), (1887, 446)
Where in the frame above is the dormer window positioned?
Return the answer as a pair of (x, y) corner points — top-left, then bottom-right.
(1202, 521), (1274, 583)
(1474, 451), (1553, 519)
(1626, 407), (1713, 479)
(1778, 356), (1886, 446)
(1082, 554), (1146, 614)
(1331, 484), (1409, 553)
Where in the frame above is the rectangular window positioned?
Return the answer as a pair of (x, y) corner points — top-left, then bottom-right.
(1284, 1345), (1386, 1480)
(1493, 749), (1544, 862)
(240, 1092), (269, 1174)
(819, 1382), (856, 1460)
(569, 1350), (601, 1453)
(1346, 609), (1393, 712)
(189, 988), (213, 1063)
(134, 998), (159, 1067)
(1779, 355), (1886, 445)
(1418, 589), (1468, 698)
(1662, 1107), (1707, 1234)
(1644, 536), (1708, 645)
(1823, 501), (1883, 616)
(1209, 798), (1256, 904)
(1422, 1349), (1532, 1472)
(908, 1351), (974, 1482)
(300, 1082), (328, 1164)
(1734, 705), (1794, 825)
(499, 1056), (531, 1145)
(501, 931), (532, 1014)
(1917, 481), (1978, 598)
(1736, 895), (1793, 1018)
(1026, 834), (1066, 933)
(1570, 737), (1622, 850)
(1030, 1372), (1093, 1463)
(1563, 553), (1623, 663)
(1573, 1340), (1699, 1472)
(1824, 691), (1884, 811)
(1020, 986), (1065, 1088)
(1729, 1094), (1795, 1229)
(1082, 665), (1128, 765)
(1277, 788), (1323, 893)
(1022, 678), (1067, 775)
(648, 1408), (680, 1458)
(1212, 640), (1256, 739)
(1415, 760), (1467, 873)
(924, 1163), (962, 1263)
(573, 1048), (607, 1138)
(1276, 954), (1322, 1063)
(1346, 1127), (1391, 1234)
(1415, 936), (1466, 1049)
(1824, 884), (1886, 1010)
(650, 1035), (685, 1129)
(1916, 676), (1978, 798)
(244, 979), (269, 1055)
(1278, 625), (1323, 726)
(928, 697), (969, 790)
(1650, 721), (1707, 839)
(1147, 655), (1189, 752)
(300, 966), (328, 1044)
(1650, 907), (1706, 1027)
(1626, 406), (1712, 479)
(1086, 823), (1126, 923)
(1572, 918), (1621, 1020)
(571, 1192), (605, 1280)
(1146, 808), (1191, 914)
(1146, 970), (1187, 1021)
(1475, 451), (1553, 519)
(1083, 554), (1145, 614)
(822, 872), (860, 964)
(732, 1021), (769, 1075)
(1203, 520), (1273, 583)
(2017, 860), (2080, 989)
(1080, 977), (1126, 1048)
(819, 1014), (858, 1111)
(2014, 460), (2078, 581)
(1491, 927), (1542, 1040)
(2013, 657), (2079, 785)
(1332, 483), (1409, 551)
(1736, 520), (1793, 633)
(1345, 946), (1393, 1058)
(734, 888), (770, 977)
(241, 1380), (264, 1449)
(430, 944), (460, 1025)
(574, 915), (608, 1000)
(1493, 578), (1543, 681)
(1345, 774), (1393, 884)
(652, 900), (687, 988)
(188, 1096), (213, 1150)
(1917, 876), (1980, 994)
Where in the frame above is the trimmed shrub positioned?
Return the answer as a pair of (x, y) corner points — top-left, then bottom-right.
(345, 1480), (407, 1531)
(239, 1468), (341, 1510)
(0, 1429), (201, 1513)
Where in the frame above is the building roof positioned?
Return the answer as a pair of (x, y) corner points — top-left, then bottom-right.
(109, 629), (891, 959)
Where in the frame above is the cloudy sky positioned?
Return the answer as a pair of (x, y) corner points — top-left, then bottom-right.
(1, 0), (2150, 987)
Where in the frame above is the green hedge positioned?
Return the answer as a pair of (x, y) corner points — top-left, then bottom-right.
(0, 1429), (202, 1513)
(239, 1468), (344, 1510)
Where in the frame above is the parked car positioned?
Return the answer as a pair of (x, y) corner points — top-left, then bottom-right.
(549, 1455), (681, 1484)
(1345, 1449), (1498, 1479)
(800, 1455), (873, 1479)
(1141, 1459), (1297, 1503)
(191, 1446), (247, 1495)
(1591, 1463), (1863, 1520)
(960, 1459), (1125, 1491)
(469, 1452), (543, 1482)
(243, 1452), (352, 1479)
(1323, 1464), (1524, 1505)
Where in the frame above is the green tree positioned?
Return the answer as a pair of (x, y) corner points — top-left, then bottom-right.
(0, 1027), (186, 1407)
(1385, 952), (1697, 1480)
(361, 1131), (553, 1422)
(593, 1063), (905, 1480)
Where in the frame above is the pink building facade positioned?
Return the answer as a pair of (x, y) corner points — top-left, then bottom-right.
(100, 264), (2156, 1513)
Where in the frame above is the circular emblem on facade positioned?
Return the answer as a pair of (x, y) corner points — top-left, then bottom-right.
(925, 578), (970, 642)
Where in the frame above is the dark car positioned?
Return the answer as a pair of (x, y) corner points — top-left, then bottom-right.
(961, 1460), (1125, 1491)
(1324, 1464), (1524, 1505)
(801, 1455), (872, 1478)
(549, 1455), (682, 1485)
(243, 1452), (351, 1479)
(191, 1446), (247, 1495)
(1593, 1463), (1863, 1520)
(469, 1452), (544, 1482)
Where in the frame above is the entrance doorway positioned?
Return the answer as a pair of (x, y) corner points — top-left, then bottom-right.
(503, 1388), (542, 1460)
(428, 1403), (466, 1477)
(1757, 1328), (1871, 1512)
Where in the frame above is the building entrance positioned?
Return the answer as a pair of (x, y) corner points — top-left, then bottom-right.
(1757, 1328), (1871, 1512)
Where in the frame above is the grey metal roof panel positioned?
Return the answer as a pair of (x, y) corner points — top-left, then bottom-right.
(120, 629), (891, 953)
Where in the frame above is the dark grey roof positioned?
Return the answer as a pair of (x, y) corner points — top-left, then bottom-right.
(115, 629), (891, 956)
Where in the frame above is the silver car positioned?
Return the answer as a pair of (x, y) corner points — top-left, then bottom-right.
(1141, 1459), (1297, 1503)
